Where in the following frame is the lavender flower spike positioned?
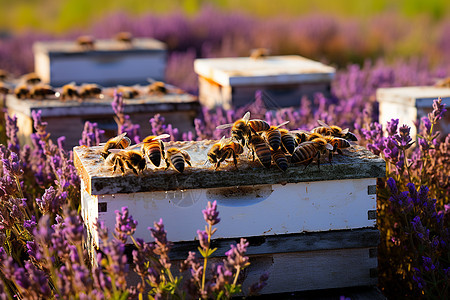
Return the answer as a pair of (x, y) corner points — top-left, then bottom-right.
(115, 206), (138, 243)
(428, 98), (447, 124)
(202, 201), (220, 226)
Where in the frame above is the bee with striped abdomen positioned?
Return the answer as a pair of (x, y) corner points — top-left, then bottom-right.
(99, 133), (131, 159)
(216, 112), (270, 148)
(106, 148), (146, 175)
(29, 84), (56, 100)
(248, 134), (272, 168)
(271, 147), (288, 171)
(261, 121), (289, 151)
(311, 120), (358, 141)
(14, 84), (30, 99)
(141, 134), (170, 168)
(291, 138), (333, 170)
(117, 85), (140, 99)
(207, 137), (244, 170)
(79, 84), (102, 100)
(59, 82), (80, 101)
(165, 148), (192, 173)
(279, 129), (296, 154)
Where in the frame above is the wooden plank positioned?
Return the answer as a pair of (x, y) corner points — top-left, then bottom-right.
(194, 55), (335, 87)
(74, 142), (385, 195)
(167, 228), (380, 260)
(257, 286), (386, 300)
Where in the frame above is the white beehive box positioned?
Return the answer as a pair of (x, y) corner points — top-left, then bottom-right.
(6, 88), (198, 149)
(33, 38), (167, 87)
(74, 141), (385, 294)
(377, 86), (450, 139)
(194, 55), (335, 109)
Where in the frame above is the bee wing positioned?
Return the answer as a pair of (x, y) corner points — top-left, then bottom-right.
(317, 120), (331, 129)
(152, 133), (171, 141)
(289, 129), (311, 135)
(341, 128), (349, 134)
(146, 78), (157, 84)
(108, 149), (124, 154)
(216, 123), (234, 130)
(127, 142), (144, 150)
(242, 111), (250, 123)
(275, 121), (290, 128)
(325, 143), (334, 151)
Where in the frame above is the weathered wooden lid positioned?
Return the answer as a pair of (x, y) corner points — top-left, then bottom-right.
(377, 86), (450, 107)
(74, 141), (385, 195)
(194, 55), (335, 87)
(33, 38), (167, 57)
(6, 88), (198, 118)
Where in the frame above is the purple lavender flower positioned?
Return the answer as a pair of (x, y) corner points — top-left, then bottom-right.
(2, 151), (23, 177)
(5, 113), (20, 154)
(115, 206), (137, 243)
(79, 121), (105, 146)
(95, 220), (109, 241)
(225, 238), (250, 270)
(421, 116), (432, 133)
(248, 272), (269, 295)
(413, 267), (426, 289)
(62, 210), (85, 244)
(386, 119), (399, 136)
(197, 230), (209, 249)
(149, 218), (167, 246)
(31, 110), (50, 141)
(428, 98), (447, 124)
(386, 177), (398, 195)
(112, 90), (125, 118)
(422, 256), (437, 272)
(211, 263), (233, 292)
(202, 201), (220, 226)
(394, 125), (414, 150)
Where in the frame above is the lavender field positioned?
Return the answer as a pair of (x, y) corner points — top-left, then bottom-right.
(0, 6), (449, 299)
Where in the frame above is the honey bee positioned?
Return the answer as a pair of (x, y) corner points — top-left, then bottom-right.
(271, 148), (288, 171)
(99, 133), (131, 159)
(29, 84), (56, 99)
(249, 134), (272, 168)
(14, 84), (30, 99)
(59, 82), (80, 101)
(117, 86), (140, 99)
(261, 121), (289, 151)
(21, 72), (41, 85)
(291, 138), (333, 170)
(207, 137), (244, 170)
(165, 148), (192, 173)
(77, 35), (95, 50)
(216, 112), (270, 147)
(141, 134), (170, 168)
(148, 81), (167, 95)
(279, 129), (296, 154)
(79, 84), (102, 99)
(250, 48), (270, 60)
(311, 120), (358, 141)
(106, 148), (146, 175)
(0, 81), (11, 95)
(0, 69), (9, 81)
(115, 31), (133, 44)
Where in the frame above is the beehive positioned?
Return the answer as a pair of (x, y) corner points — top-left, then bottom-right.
(33, 38), (167, 87)
(74, 141), (385, 294)
(6, 88), (198, 149)
(194, 55), (335, 109)
(377, 86), (450, 139)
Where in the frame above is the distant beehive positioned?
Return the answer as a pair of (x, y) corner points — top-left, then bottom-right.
(74, 140), (385, 295)
(5, 85), (199, 149)
(377, 86), (450, 139)
(33, 37), (167, 87)
(194, 55), (335, 109)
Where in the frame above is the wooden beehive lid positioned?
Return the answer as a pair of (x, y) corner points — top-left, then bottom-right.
(74, 141), (385, 195)
(377, 86), (450, 107)
(194, 55), (335, 87)
(5, 90), (197, 118)
(33, 38), (167, 56)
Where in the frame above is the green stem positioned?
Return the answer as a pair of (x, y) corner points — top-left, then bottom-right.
(232, 266), (241, 287)
(201, 224), (212, 294)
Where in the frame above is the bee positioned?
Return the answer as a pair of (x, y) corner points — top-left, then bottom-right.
(165, 148), (192, 173)
(261, 121), (289, 151)
(29, 84), (56, 99)
(141, 134), (170, 168)
(115, 31), (133, 44)
(106, 148), (146, 175)
(77, 35), (95, 50)
(249, 134), (272, 168)
(99, 133), (131, 159)
(14, 84), (30, 99)
(434, 77), (450, 88)
(59, 82), (80, 101)
(0, 69), (9, 81)
(148, 81), (168, 95)
(311, 120), (358, 141)
(0, 81), (11, 95)
(207, 137), (244, 170)
(271, 148), (288, 171)
(250, 48), (270, 60)
(21, 72), (41, 85)
(279, 129), (296, 154)
(117, 86), (140, 99)
(216, 112), (270, 147)
(79, 84), (102, 99)
(291, 138), (333, 170)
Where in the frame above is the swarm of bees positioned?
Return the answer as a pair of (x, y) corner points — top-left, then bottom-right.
(211, 112), (358, 171)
